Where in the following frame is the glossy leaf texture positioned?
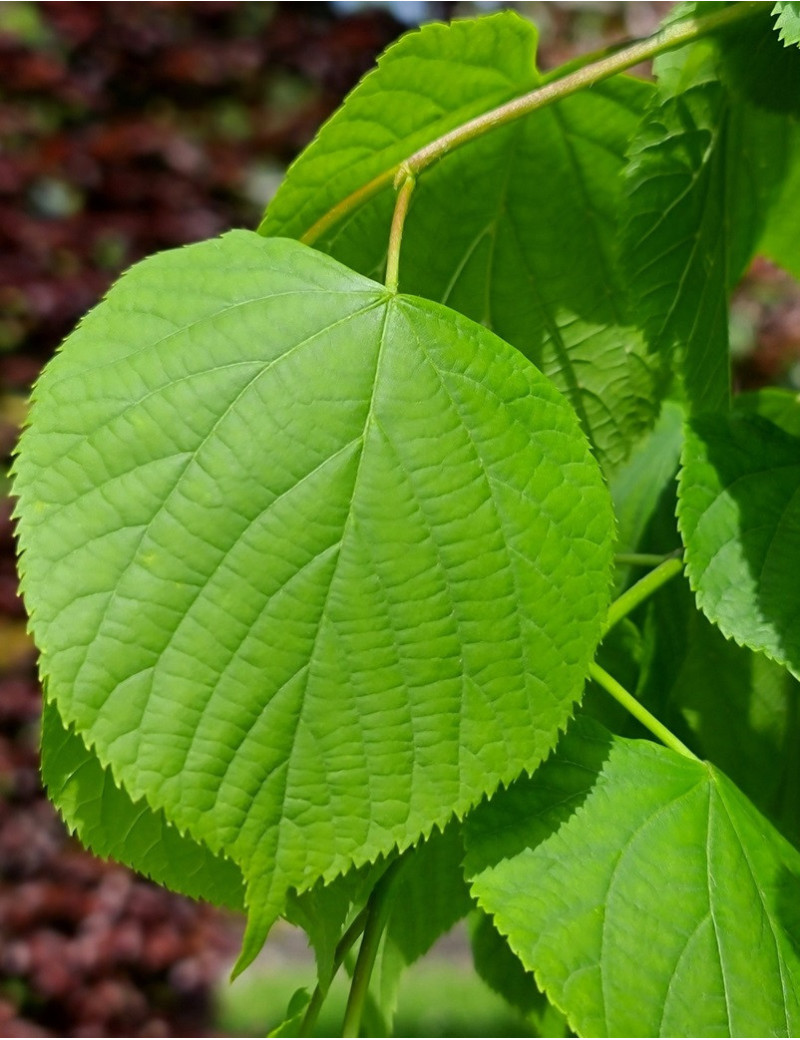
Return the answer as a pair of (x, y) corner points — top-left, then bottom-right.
(678, 410), (800, 681)
(14, 231), (613, 970)
(774, 2), (800, 46)
(465, 717), (800, 1038)
(261, 12), (663, 472)
(621, 40), (786, 414)
(41, 700), (245, 910)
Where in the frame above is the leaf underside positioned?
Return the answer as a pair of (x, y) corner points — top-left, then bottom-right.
(465, 717), (800, 1038)
(15, 230), (613, 969)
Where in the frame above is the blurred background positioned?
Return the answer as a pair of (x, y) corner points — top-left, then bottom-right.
(1, 2), (799, 1036)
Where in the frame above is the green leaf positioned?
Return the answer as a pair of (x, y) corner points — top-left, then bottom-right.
(759, 121), (800, 279)
(262, 13), (662, 472)
(621, 54), (786, 414)
(636, 569), (800, 842)
(41, 700), (244, 909)
(678, 411), (800, 679)
(470, 911), (549, 1019)
(733, 387), (800, 437)
(15, 231), (613, 971)
(774, 2), (800, 47)
(714, 5), (800, 113)
(610, 399), (683, 587)
(285, 860), (384, 991)
(259, 12), (535, 246)
(369, 822), (473, 1034)
(465, 717), (800, 1038)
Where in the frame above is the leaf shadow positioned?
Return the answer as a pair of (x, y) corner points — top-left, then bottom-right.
(688, 412), (800, 679)
(463, 716), (614, 876)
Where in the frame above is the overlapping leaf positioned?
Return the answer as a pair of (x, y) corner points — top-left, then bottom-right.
(14, 230), (613, 970)
(621, 45), (786, 414)
(262, 13), (662, 471)
(636, 570), (800, 843)
(365, 823), (473, 1035)
(465, 717), (800, 1038)
(678, 410), (800, 680)
(41, 700), (244, 909)
(759, 122), (800, 279)
(774, 2), (800, 47)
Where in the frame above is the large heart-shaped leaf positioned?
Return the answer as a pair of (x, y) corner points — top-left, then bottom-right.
(678, 411), (800, 680)
(465, 717), (800, 1037)
(261, 13), (662, 472)
(15, 231), (613, 968)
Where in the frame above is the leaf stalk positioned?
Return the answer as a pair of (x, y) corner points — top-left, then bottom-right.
(300, 907), (370, 1037)
(385, 169), (415, 293)
(605, 555), (684, 633)
(341, 861), (401, 1037)
(589, 662), (698, 760)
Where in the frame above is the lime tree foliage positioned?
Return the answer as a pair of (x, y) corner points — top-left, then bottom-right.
(12, 3), (800, 1037)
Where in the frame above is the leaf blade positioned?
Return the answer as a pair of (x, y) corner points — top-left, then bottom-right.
(678, 411), (800, 679)
(15, 231), (614, 969)
(465, 718), (800, 1037)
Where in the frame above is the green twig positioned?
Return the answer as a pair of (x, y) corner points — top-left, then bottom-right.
(605, 556), (684, 634)
(300, 908), (370, 1037)
(300, 2), (762, 246)
(614, 551), (680, 568)
(589, 662), (698, 760)
(341, 862), (401, 1037)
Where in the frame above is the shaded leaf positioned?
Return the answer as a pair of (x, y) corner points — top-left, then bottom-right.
(465, 717), (800, 1038)
(622, 49), (786, 413)
(470, 911), (549, 1019)
(678, 411), (800, 679)
(636, 569), (800, 844)
(759, 121), (800, 280)
(368, 821), (474, 1034)
(15, 231), (613, 971)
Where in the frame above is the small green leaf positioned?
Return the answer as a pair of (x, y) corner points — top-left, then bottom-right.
(465, 717), (800, 1038)
(286, 861), (383, 991)
(268, 988), (311, 1038)
(678, 411), (800, 679)
(15, 231), (613, 971)
(369, 822), (473, 1033)
(774, 2), (800, 47)
(41, 700), (244, 909)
